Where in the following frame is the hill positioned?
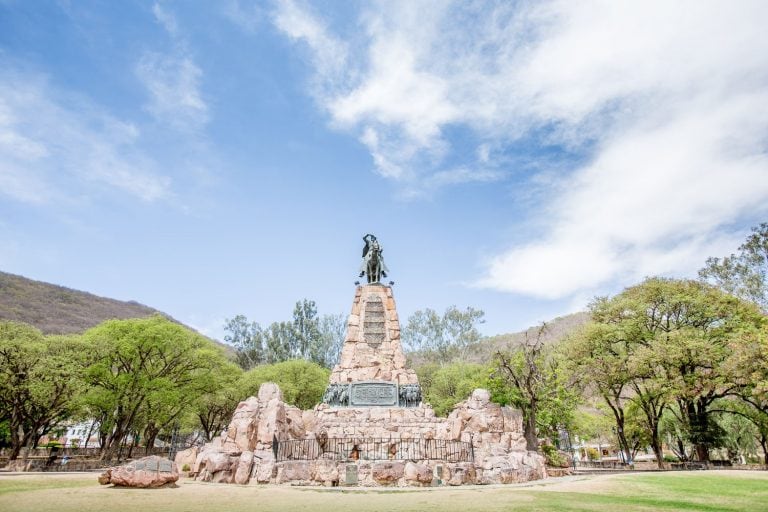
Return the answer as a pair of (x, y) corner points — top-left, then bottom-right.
(0, 270), (179, 335)
(472, 311), (591, 362)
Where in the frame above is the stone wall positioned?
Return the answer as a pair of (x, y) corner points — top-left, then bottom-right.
(192, 383), (546, 487)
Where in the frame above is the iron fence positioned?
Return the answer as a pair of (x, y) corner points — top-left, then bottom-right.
(274, 437), (474, 463)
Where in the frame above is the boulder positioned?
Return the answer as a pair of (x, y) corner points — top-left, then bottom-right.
(311, 460), (340, 484)
(99, 456), (179, 488)
(258, 382), (283, 402)
(403, 462), (432, 486)
(372, 462), (404, 485)
(275, 461), (310, 484)
(234, 451), (254, 485)
(174, 446), (198, 472)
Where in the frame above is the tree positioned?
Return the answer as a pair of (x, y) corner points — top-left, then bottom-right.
(314, 313), (345, 369)
(292, 299), (321, 359)
(239, 360), (330, 410)
(724, 321), (768, 463)
(402, 306), (484, 363)
(581, 278), (763, 463)
(567, 321), (636, 464)
(492, 324), (578, 452)
(0, 323), (88, 460)
(225, 300), (344, 369)
(223, 315), (263, 370)
(699, 222), (768, 311)
(194, 361), (244, 441)
(83, 315), (230, 462)
(416, 362), (486, 417)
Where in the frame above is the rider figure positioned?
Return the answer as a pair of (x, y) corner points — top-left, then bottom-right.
(359, 234), (388, 281)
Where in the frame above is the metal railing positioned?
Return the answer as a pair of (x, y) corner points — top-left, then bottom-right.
(274, 437), (474, 463)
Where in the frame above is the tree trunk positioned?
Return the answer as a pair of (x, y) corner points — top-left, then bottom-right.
(760, 432), (768, 466)
(650, 427), (664, 469)
(100, 426), (127, 463)
(8, 424), (32, 461)
(619, 430), (632, 464)
(524, 404), (538, 452)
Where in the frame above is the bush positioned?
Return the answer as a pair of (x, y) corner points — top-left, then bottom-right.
(586, 447), (600, 461)
(663, 454), (680, 462)
(416, 362), (486, 417)
(182, 463), (190, 472)
(542, 443), (570, 468)
(240, 360), (330, 410)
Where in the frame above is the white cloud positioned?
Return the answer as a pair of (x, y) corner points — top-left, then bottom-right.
(0, 70), (171, 204)
(136, 52), (208, 130)
(137, 3), (208, 130)
(152, 2), (178, 36)
(273, 0), (768, 299)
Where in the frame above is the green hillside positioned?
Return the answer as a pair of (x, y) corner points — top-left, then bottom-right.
(0, 270), (177, 335)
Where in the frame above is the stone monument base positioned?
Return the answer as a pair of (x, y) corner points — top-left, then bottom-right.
(186, 384), (547, 487)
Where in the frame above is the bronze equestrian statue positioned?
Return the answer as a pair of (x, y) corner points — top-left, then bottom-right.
(358, 234), (389, 284)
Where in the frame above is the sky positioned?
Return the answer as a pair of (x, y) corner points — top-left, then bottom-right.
(1, 0), (767, 341)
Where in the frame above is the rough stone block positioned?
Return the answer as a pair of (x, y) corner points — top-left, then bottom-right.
(403, 462), (432, 486)
(372, 462), (404, 485)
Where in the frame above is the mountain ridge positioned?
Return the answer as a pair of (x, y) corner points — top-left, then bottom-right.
(0, 270), (194, 337)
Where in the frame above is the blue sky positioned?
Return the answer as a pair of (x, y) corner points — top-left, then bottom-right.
(1, 1), (767, 340)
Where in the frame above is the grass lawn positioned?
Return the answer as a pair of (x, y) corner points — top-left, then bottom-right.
(0, 470), (766, 512)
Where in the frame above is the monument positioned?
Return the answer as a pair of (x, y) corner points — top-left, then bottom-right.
(187, 235), (546, 486)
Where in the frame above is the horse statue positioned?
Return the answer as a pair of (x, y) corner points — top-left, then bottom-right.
(358, 234), (389, 284)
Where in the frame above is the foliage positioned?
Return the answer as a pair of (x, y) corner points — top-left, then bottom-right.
(193, 360), (243, 441)
(223, 315), (263, 370)
(0, 322), (88, 459)
(492, 324), (579, 451)
(541, 442), (569, 467)
(82, 315), (231, 461)
(570, 277), (764, 464)
(239, 360), (330, 410)
(416, 362), (486, 416)
(224, 300), (344, 369)
(699, 222), (768, 311)
(402, 306), (485, 363)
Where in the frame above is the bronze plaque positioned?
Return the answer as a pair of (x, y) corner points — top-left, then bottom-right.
(349, 381), (398, 406)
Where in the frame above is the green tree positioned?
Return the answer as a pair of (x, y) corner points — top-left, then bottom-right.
(194, 361), (243, 441)
(83, 315), (229, 462)
(0, 323), (88, 460)
(724, 321), (768, 463)
(416, 362), (486, 417)
(583, 278), (762, 463)
(263, 321), (295, 364)
(292, 299), (321, 359)
(567, 321), (636, 464)
(223, 315), (263, 370)
(402, 306), (484, 363)
(492, 324), (579, 452)
(239, 360), (330, 410)
(313, 313), (345, 369)
(699, 222), (768, 311)
(226, 300), (343, 369)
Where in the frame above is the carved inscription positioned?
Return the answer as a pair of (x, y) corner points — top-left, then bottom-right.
(363, 295), (386, 347)
(349, 381), (397, 406)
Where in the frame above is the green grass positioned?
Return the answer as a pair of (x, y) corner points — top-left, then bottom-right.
(0, 476), (93, 496)
(0, 471), (766, 512)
